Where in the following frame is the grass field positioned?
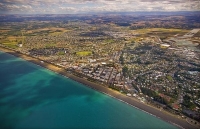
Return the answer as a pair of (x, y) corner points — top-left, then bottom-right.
(49, 30), (70, 36)
(45, 43), (57, 48)
(1, 42), (18, 48)
(132, 28), (189, 40)
(76, 51), (92, 56)
(0, 36), (23, 49)
(25, 27), (69, 36)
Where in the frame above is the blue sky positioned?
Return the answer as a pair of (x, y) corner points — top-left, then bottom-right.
(0, 0), (199, 14)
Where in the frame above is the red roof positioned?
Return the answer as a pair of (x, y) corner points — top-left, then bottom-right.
(172, 103), (179, 110)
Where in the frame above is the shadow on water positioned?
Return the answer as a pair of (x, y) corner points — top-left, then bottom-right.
(0, 51), (106, 129)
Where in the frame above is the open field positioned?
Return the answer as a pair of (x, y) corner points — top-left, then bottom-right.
(0, 36), (23, 48)
(26, 27), (69, 36)
(25, 29), (66, 36)
(132, 28), (189, 40)
(76, 51), (92, 56)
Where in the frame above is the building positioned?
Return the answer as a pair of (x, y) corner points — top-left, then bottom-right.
(160, 44), (170, 49)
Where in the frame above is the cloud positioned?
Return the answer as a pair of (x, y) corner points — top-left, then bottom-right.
(59, 6), (77, 12)
(0, 0), (199, 14)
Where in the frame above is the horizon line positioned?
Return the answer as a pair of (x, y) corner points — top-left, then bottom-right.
(1, 11), (200, 15)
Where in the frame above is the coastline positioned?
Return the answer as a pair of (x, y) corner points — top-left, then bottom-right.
(0, 46), (198, 129)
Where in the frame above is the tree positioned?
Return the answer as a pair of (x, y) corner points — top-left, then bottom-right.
(119, 55), (124, 64)
(122, 66), (128, 77)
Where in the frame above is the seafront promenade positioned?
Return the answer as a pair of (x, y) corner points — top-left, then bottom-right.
(0, 46), (198, 129)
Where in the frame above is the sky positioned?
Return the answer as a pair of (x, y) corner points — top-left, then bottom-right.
(0, 0), (200, 14)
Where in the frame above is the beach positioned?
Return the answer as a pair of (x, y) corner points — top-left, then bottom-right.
(0, 46), (198, 129)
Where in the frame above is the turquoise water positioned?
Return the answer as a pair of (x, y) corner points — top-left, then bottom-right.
(0, 51), (178, 129)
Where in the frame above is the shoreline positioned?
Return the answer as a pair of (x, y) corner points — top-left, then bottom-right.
(0, 46), (198, 129)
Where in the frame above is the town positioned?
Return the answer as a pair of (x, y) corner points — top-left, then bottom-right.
(0, 13), (200, 123)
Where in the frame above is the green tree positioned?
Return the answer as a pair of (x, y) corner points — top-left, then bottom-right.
(122, 66), (128, 77)
(119, 55), (124, 64)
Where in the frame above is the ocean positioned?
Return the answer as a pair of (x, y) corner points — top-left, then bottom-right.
(0, 51), (178, 129)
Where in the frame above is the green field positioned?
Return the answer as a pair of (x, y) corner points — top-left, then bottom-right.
(132, 28), (189, 40)
(25, 27), (68, 36)
(1, 42), (18, 48)
(0, 36), (23, 49)
(76, 51), (92, 56)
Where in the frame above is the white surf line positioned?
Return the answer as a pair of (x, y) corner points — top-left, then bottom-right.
(69, 79), (166, 121)
(169, 122), (185, 129)
(101, 91), (158, 117)
(99, 90), (185, 129)
(32, 62), (69, 79)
